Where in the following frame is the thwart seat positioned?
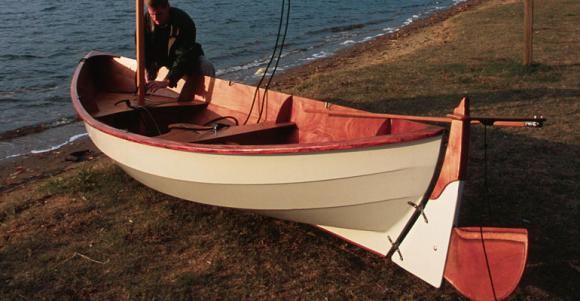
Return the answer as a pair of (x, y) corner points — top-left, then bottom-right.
(157, 121), (297, 145)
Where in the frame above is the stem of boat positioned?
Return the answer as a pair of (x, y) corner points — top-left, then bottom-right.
(305, 109), (545, 128)
(136, 0), (146, 105)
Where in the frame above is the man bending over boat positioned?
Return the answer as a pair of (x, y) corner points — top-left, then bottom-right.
(144, 0), (215, 101)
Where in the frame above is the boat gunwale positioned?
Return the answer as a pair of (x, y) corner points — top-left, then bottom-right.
(71, 51), (444, 155)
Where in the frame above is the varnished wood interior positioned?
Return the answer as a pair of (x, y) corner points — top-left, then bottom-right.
(75, 53), (442, 146)
(159, 122), (297, 145)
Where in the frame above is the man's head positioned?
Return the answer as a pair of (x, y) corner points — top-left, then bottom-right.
(146, 0), (171, 26)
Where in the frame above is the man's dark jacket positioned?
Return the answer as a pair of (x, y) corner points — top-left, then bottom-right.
(144, 7), (204, 87)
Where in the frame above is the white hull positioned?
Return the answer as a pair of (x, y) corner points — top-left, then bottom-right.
(86, 123), (442, 233)
(319, 181), (462, 258)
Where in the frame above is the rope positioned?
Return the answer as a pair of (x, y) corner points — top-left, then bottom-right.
(257, 0), (291, 123)
(481, 124), (498, 301)
(243, 0), (290, 125)
(115, 99), (161, 135)
(203, 116), (239, 126)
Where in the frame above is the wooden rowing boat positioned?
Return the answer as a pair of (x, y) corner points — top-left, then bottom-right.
(71, 51), (447, 254)
(71, 51), (539, 300)
(69, 2), (544, 299)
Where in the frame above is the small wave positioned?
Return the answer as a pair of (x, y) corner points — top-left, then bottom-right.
(403, 15), (421, 26)
(0, 116), (79, 141)
(52, 74), (69, 81)
(382, 27), (400, 33)
(302, 51), (333, 62)
(21, 100), (60, 109)
(361, 33), (385, 42)
(43, 95), (69, 103)
(1, 132), (88, 161)
(339, 33), (386, 47)
(211, 48), (256, 62)
(0, 83), (58, 94)
(224, 18), (240, 24)
(307, 23), (366, 35)
(216, 48), (294, 77)
(215, 45), (305, 78)
(30, 133), (88, 155)
(253, 66), (287, 78)
(216, 58), (267, 76)
(41, 6), (57, 12)
(0, 54), (44, 60)
(2, 152), (24, 161)
(0, 93), (17, 100)
(341, 40), (356, 46)
(365, 18), (395, 27)
(402, 3), (425, 10)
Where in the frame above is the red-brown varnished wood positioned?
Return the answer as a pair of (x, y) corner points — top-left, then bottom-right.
(390, 119), (436, 135)
(374, 120), (391, 136)
(158, 122), (297, 145)
(71, 53), (444, 154)
(444, 227), (529, 301)
(430, 97), (470, 200)
(291, 97), (393, 144)
(305, 109), (453, 123)
(194, 78), (292, 125)
(275, 96), (293, 123)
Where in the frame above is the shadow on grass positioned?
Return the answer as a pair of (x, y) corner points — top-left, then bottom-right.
(458, 126), (579, 300)
(326, 87), (580, 116)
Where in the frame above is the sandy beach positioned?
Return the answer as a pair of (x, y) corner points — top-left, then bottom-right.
(1, 0), (579, 299)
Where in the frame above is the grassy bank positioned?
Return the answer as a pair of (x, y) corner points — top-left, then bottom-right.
(1, 0), (579, 299)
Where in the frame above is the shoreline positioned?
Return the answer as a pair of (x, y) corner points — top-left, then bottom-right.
(272, 0), (485, 90)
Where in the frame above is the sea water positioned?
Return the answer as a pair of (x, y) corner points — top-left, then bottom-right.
(0, 0), (465, 159)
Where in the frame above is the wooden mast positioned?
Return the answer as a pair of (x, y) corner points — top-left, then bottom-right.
(136, 0), (146, 105)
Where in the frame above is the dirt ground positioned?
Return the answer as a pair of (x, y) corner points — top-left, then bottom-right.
(1, 0), (579, 300)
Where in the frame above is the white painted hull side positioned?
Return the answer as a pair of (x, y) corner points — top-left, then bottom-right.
(86, 124), (443, 232)
(393, 181), (464, 287)
(317, 181), (462, 262)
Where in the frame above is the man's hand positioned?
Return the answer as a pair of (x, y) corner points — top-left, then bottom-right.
(146, 79), (170, 93)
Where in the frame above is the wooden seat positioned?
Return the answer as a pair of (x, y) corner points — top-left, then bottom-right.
(157, 121), (297, 145)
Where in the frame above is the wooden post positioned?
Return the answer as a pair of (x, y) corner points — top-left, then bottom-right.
(523, 0), (534, 66)
(136, 0), (146, 105)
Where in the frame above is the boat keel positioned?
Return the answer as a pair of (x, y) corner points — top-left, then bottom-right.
(444, 227), (528, 301)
